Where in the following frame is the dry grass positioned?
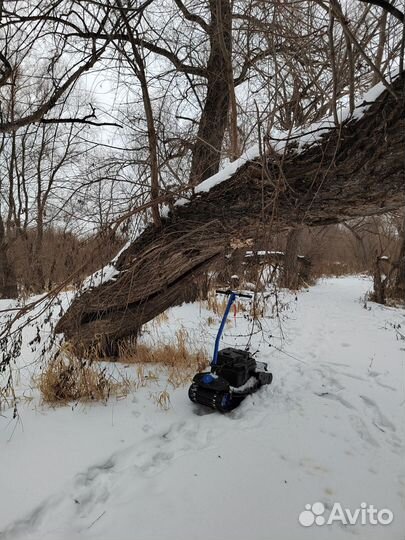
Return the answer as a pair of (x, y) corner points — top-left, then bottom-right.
(206, 291), (269, 322)
(205, 291), (228, 315)
(37, 344), (132, 404)
(116, 327), (210, 408)
(118, 327), (209, 389)
(38, 308), (211, 406)
(37, 326), (209, 407)
(147, 310), (170, 332)
(203, 289), (268, 321)
(134, 364), (160, 389)
(154, 311), (169, 324)
(149, 390), (171, 410)
(119, 328), (208, 369)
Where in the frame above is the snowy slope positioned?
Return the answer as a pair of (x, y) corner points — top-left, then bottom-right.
(0, 277), (404, 540)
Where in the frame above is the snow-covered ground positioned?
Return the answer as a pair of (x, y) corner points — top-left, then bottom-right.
(0, 276), (404, 540)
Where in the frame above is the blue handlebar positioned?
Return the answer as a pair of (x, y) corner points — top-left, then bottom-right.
(211, 290), (252, 365)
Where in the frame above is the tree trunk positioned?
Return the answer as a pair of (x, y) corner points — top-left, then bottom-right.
(116, 0), (162, 227)
(394, 214), (405, 298)
(33, 211), (45, 292)
(372, 11), (388, 87)
(189, 0), (232, 185)
(372, 255), (386, 304)
(135, 56), (161, 227)
(56, 72), (405, 351)
(0, 215), (18, 299)
(343, 221), (368, 269)
(281, 227), (302, 289)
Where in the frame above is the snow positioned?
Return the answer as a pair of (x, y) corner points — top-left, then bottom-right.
(243, 281), (256, 290)
(194, 144), (261, 194)
(245, 250), (285, 257)
(1, 276), (404, 540)
(161, 145), (260, 218)
(269, 68), (400, 153)
(81, 240), (131, 290)
(230, 375), (258, 393)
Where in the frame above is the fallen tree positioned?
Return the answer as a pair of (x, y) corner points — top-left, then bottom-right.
(56, 73), (405, 352)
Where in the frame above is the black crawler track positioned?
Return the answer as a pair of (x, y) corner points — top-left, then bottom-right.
(188, 383), (245, 413)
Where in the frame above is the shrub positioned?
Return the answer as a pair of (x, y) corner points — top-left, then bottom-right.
(38, 345), (131, 404)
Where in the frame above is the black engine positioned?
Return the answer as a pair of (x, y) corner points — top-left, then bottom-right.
(213, 348), (257, 386)
(188, 347), (273, 412)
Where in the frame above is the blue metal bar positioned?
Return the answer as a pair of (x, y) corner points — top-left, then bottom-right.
(212, 292), (236, 365)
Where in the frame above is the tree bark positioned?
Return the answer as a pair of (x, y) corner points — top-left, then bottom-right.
(116, 0), (161, 227)
(189, 0), (232, 185)
(33, 209), (46, 292)
(342, 221), (369, 269)
(281, 227), (303, 289)
(0, 216), (18, 299)
(372, 10), (388, 86)
(394, 214), (405, 298)
(56, 72), (405, 351)
(372, 255), (386, 304)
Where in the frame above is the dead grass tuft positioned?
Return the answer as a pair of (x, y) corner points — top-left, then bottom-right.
(118, 327), (209, 389)
(37, 344), (132, 404)
(205, 291), (228, 315)
(134, 364), (160, 389)
(149, 390), (171, 410)
(154, 311), (169, 325)
(119, 328), (208, 370)
(205, 290), (267, 321)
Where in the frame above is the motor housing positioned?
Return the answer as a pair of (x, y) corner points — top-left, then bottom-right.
(213, 347), (256, 387)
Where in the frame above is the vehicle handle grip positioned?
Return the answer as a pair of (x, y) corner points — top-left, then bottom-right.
(215, 289), (252, 299)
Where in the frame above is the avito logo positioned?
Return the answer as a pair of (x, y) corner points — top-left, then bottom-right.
(298, 501), (393, 527)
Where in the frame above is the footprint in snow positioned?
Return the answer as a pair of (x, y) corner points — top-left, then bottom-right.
(139, 450), (175, 474)
(348, 415), (379, 447)
(1, 417), (221, 540)
(315, 392), (356, 410)
(368, 373), (397, 391)
(359, 395), (396, 433)
(320, 361), (351, 368)
(192, 405), (216, 416)
(339, 371), (367, 382)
